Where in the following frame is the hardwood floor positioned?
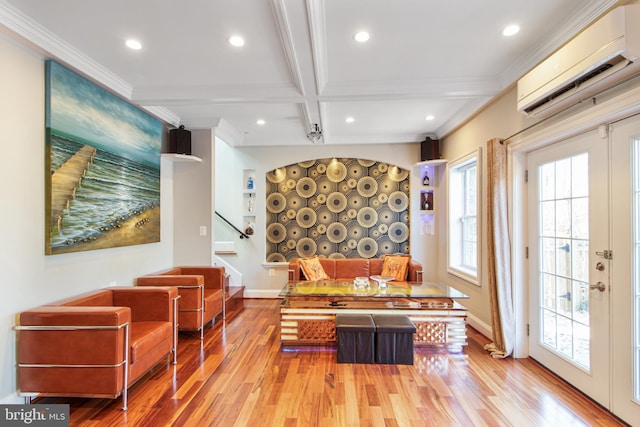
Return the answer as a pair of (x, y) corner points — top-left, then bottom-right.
(37, 299), (626, 426)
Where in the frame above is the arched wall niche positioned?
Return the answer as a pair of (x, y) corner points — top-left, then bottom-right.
(265, 157), (411, 262)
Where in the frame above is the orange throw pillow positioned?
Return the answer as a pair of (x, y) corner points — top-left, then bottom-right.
(299, 256), (329, 281)
(380, 255), (410, 281)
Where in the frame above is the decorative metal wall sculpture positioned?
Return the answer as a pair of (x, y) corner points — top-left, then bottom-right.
(266, 158), (410, 262)
(45, 60), (162, 255)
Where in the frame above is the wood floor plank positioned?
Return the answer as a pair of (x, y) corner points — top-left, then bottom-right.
(34, 299), (627, 426)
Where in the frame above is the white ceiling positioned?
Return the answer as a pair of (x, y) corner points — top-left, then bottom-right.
(0, 0), (623, 147)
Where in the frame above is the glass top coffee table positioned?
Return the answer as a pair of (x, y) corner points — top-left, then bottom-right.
(279, 279), (469, 348)
(279, 279), (469, 300)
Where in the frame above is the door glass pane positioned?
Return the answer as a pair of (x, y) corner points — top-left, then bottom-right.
(556, 158), (572, 199)
(573, 322), (590, 368)
(537, 153), (590, 370)
(541, 238), (556, 274)
(540, 163), (555, 201)
(541, 201), (556, 236)
(542, 309), (557, 347)
(572, 281), (589, 325)
(556, 239), (571, 278)
(572, 239), (589, 283)
(572, 154), (589, 198)
(557, 316), (573, 358)
(556, 277), (571, 317)
(556, 200), (571, 238)
(572, 198), (588, 239)
(542, 273), (556, 310)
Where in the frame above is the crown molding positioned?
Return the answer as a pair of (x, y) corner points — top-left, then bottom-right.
(436, 96), (494, 138)
(318, 100), (328, 137)
(324, 133), (420, 145)
(142, 106), (181, 128)
(271, 0), (306, 97)
(176, 117), (245, 147)
(306, 0), (328, 95)
(214, 118), (245, 146)
(321, 76), (500, 100)
(132, 81), (303, 105)
(500, 0), (625, 87)
(0, 2), (183, 127)
(0, 1), (133, 100)
(299, 102), (313, 131)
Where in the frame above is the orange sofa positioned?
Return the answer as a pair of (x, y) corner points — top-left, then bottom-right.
(136, 266), (227, 339)
(288, 257), (423, 282)
(16, 286), (179, 410)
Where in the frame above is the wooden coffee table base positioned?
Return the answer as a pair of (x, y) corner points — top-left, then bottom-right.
(280, 299), (467, 349)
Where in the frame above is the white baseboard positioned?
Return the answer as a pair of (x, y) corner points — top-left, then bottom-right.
(243, 289), (282, 299)
(467, 313), (492, 340)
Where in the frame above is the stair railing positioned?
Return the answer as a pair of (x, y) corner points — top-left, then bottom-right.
(215, 211), (250, 239)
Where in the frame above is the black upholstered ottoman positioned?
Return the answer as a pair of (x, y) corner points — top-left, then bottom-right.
(335, 314), (376, 364)
(372, 315), (416, 365)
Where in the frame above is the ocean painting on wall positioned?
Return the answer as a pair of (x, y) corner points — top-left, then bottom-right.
(45, 60), (162, 255)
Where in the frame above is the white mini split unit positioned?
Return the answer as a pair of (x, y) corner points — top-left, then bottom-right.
(517, 5), (640, 118)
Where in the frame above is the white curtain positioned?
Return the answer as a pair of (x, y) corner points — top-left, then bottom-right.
(484, 138), (515, 358)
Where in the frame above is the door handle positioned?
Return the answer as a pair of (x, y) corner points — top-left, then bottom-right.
(589, 281), (607, 292)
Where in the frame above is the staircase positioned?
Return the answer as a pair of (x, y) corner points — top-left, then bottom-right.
(215, 242), (245, 320)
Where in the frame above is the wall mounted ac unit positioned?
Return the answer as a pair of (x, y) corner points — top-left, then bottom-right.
(517, 5), (640, 118)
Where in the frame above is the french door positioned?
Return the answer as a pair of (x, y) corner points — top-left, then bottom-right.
(610, 116), (640, 423)
(527, 130), (611, 405)
(528, 118), (640, 424)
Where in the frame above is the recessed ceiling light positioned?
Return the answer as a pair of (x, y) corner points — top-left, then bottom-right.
(502, 24), (520, 37)
(125, 39), (142, 50)
(256, 119), (266, 125)
(345, 117), (355, 123)
(228, 35), (245, 47)
(354, 31), (370, 43)
(425, 115), (435, 121)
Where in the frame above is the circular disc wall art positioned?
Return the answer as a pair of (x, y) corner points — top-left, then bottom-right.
(296, 207), (317, 228)
(326, 161), (347, 182)
(326, 222), (348, 243)
(265, 157), (410, 261)
(296, 237), (317, 257)
(266, 193), (287, 214)
(326, 192), (347, 213)
(296, 177), (316, 198)
(357, 176), (378, 197)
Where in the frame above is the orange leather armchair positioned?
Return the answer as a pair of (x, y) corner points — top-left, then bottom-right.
(16, 286), (179, 410)
(136, 266), (227, 339)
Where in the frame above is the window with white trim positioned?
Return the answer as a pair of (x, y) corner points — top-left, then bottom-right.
(448, 151), (480, 284)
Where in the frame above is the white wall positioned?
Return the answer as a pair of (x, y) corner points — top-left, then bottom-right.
(437, 0), (640, 342)
(0, 34), (175, 402)
(440, 75), (640, 341)
(214, 142), (433, 297)
(173, 129), (215, 266)
(439, 89), (529, 335)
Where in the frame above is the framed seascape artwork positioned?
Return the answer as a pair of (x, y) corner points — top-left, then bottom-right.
(45, 60), (162, 255)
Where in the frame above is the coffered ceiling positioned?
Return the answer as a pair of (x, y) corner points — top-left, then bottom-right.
(0, 0), (623, 146)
